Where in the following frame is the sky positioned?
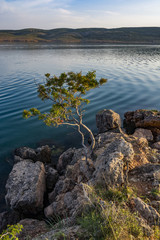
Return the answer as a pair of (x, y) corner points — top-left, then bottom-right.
(0, 0), (160, 29)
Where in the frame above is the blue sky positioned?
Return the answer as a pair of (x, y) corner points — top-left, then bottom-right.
(0, 0), (160, 29)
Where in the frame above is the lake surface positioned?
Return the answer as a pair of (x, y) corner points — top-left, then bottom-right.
(0, 44), (160, 210)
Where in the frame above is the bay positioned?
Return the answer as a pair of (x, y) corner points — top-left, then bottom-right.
(0, 44), (160, 210)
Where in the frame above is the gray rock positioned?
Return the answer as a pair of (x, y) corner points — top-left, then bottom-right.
(129, 164), (160, 184)
(5, 160), (46, 214)
(36, 145), (51, 163)
(93, 136), (134, 187)
(124, 109), (160, 135)
(45, 185), (86, 219)
(49, 178), (75, 203)
(14, 145), (51, 164)
(133, 128), (153, 141)
(14, 147), (37, 161)
(57, 148), (75, 174)
(134, 197), (160, 226)
(18, 218), (48, 240)
(96, 109), (121, 133)
(45, 165), (59, 192)
(32, 225), (83, 240)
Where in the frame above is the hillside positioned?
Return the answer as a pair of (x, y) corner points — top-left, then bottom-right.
(0, 27), (160, 44)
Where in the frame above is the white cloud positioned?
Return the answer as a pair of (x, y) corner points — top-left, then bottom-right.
(0, 0), (14, 13)
(0, 0), (160, 29)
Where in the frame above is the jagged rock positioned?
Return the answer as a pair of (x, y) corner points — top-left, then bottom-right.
(129, 164), (160, 184)
(45, 165), (59, 192)
(66, 158), (95, 183)
(152, 141), (160, 150)
(133, 197), (160, 226)
(93, 136), (134, 186)
(129, 164), (160, 199)
(124, 109), (160, 135)
(32, 225), (84, 240)
(14, 147), (37, 161)
(45, 185), (86, 219)
(36, 145), (51, 163)
(5, 160), (46, 214)
(0, 210), (23, 233)
(14, 155), (30, 163)
(133, 128), (153, 141)
(57, 148), (75, 174)
(96, 109), (121, 133)
(14, 145), (51, 164)
(18, 219), (48, 240)
(49, 178), (75, 203)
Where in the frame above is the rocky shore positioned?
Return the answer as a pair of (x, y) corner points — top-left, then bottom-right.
(1, 109), (160, 239)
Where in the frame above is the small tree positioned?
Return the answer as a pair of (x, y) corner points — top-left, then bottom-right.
(23, 71), (107, 160)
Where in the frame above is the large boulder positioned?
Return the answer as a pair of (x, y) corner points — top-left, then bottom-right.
(93, 136), (134, 187)
(5, 160), (46, 214)
(14, 147), (37, 162)
(44, 185), (86, 219)
(14, 145), (51, 164)
(124, 109), (160, 137)
(96, 109), (121, 133)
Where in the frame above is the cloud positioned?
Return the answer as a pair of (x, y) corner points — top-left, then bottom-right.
(0, 0), (14, 13)
(0, 0), (160, 29)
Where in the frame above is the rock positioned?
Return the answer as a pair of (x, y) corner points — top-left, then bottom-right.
(57, 148), (75, 174)
(93, 136), (134, 187)
(36, 145), (51, 163)
(49, 178), (75, 203)
(136, 216), (154, 237)
(124, 109), (160, 135)
(133, 197), (160, 226)
(14, 145), (51, 164)
(151, 201), (160, 211)
(18, 218), (48, 240)
(32, 225), (84, 240)
(0, 210), (22, 233)
(66, 158), (95, 183)
(96, 109), (121, 133)
(129, 164), (160, 198)
(14, 147), (37, 161)
(152, 141), (160, 150)
(5, 160), (46, 214)
(133, 128), (153, 141)
(129, 164), (160, 183)
(45, 185), (86, 219)
(45, 165), (59, 192)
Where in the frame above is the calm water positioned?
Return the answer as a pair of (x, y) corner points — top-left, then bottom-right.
(0, 44), (160, 210)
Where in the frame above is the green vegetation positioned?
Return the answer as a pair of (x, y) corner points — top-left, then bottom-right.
(0, 224), (23, 240)
(1, 27), (160, 43)
(78, 184), (160, 240)
(23, 71), (107, 158)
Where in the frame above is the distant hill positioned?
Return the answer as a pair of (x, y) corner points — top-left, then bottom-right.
(0, 27), (160, 44)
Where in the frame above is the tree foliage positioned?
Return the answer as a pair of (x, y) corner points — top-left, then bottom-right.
(0, 224), (23, 240)
(23, 71), (107, 157)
